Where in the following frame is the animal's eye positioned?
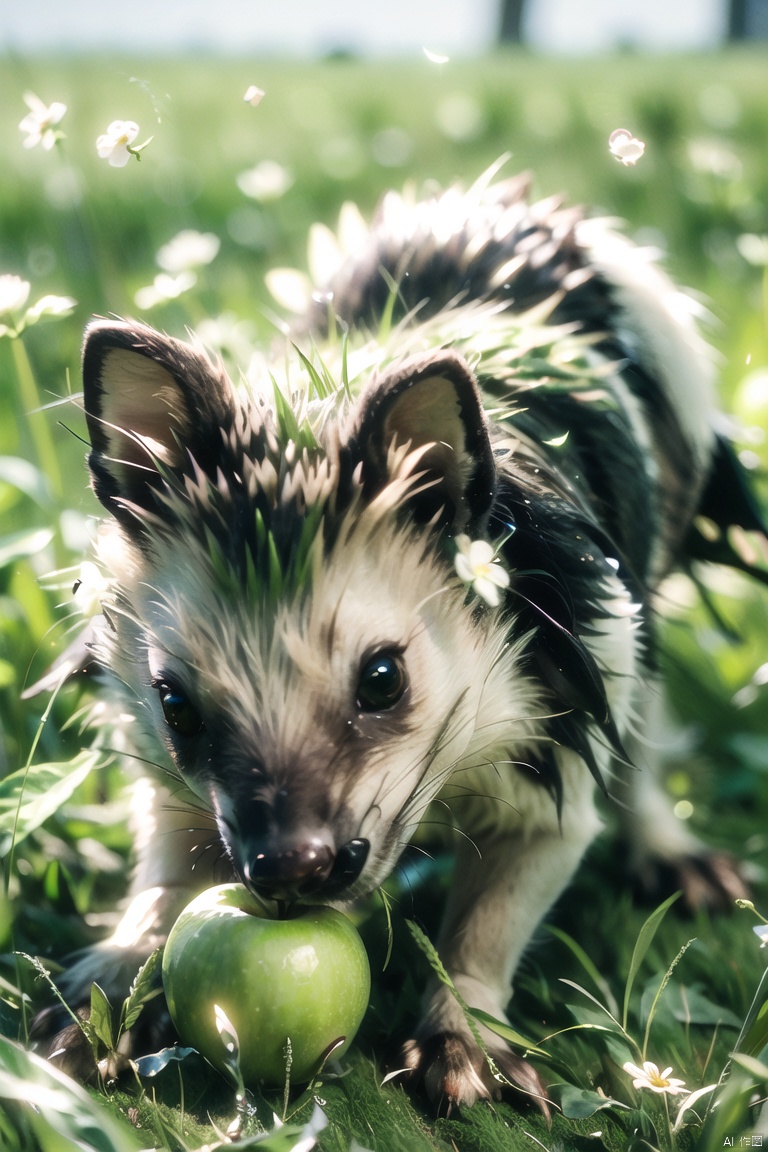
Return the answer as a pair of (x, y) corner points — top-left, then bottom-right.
(156, 682), (204, 737)
(356, 652), (407, 713)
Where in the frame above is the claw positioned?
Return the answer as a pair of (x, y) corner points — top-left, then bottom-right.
(400, 1030), (550, 1118)
(633, 849), (752, 915)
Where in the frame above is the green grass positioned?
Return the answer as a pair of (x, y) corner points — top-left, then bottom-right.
(1, 47), (768, 1151)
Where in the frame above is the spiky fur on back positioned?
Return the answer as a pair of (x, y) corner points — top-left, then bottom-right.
(38, 165), (762, 1106)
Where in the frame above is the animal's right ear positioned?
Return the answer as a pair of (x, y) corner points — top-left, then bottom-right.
(82, 319), (236, 522)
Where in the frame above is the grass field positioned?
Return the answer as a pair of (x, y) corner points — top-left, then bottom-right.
(1, 47), (768, 1151)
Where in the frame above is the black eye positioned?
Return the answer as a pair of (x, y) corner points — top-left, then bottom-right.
(156, 682), (204, 737)
(356, 653), (407, 713)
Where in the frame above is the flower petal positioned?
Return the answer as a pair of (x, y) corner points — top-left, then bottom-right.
(454, 553), (475, 583)
(474, 576), (502, 607)
(467, 539), (495, 568)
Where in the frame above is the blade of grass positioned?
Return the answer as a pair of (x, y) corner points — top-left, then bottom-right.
(622, 891), (680, 1033)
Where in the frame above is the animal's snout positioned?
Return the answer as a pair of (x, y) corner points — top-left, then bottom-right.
(241, 837), (369, 901)
(243, 837), (334, 900)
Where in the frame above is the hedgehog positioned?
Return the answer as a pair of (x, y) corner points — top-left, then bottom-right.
(32, 163), (765, 1110)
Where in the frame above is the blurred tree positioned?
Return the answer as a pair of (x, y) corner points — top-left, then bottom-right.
(727, 0), (768, 39)
(498, 0), (528, 42)
(728, 0), (748, 37)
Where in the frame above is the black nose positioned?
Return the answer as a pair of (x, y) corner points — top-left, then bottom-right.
(242, 837), (335, 900)
(241, 837), (370, 901)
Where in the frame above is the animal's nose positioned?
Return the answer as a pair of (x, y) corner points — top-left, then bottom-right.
(242, 837), (335, 900)
(240, 837), (370, 901)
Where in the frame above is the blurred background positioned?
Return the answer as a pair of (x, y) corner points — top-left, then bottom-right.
(1, 0), (767, 56)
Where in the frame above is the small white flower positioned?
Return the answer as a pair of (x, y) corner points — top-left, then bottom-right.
(754, 925), (768, 948)
(244, 84), (265, 106)
(96, 120), (140, 167)
(237, 159), (293, 202)
(454, 535), (510, 607)
(623, 1060), (688, 1096)
(609, 128), (646, 167)
(0, 274), (31, 319)
(0, 276), (75, 338)
(26, 293), (77, 322)
(134, 271), (197, 310)
(156, 229), (220, 274)
(19, 91), (66, 150)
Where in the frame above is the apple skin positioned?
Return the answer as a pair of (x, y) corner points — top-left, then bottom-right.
(162, 883), (370, 1087)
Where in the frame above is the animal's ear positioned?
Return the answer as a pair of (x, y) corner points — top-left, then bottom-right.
(348, 349), (496, 532)
(82, 319), (236, 520)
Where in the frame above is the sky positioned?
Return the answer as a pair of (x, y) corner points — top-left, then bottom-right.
(0, 0), (728, 57)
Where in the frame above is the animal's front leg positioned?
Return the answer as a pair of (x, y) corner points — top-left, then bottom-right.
(33, 779), (226, 1079)
(403, 779), (601, 1111)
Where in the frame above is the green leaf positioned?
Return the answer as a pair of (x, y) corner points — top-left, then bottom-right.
(731, 1052), (768, 1080)
(640, 980), (742, 1030)
(546, 924), (619, 1017)
(376, 266), (399, 344)
(0, 1034), (144, 1152)
(466, 1008), (549, 1058)
(0, 750), (102, 856)
(0, 456), (52, 507)
(622, 891), (681, 1031)
(734, 965), (768, 1058)
(133, 1045), (198, 1078)
(119, 948), (163, 1034)
(88, 983), (115, 1052)
(547, 1083), (627, 1119)
(563, 999), (634, 1064)
(0, 527), (53, 569)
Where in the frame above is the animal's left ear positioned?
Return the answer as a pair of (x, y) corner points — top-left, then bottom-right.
(347, 349), (496, 532)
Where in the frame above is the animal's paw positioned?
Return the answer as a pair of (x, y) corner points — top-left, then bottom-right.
(30, 942), (170, 1082)
(400, 1032), (550, 1116)
(633, 849), (751, 914)
(31, 1006), (103, 1082)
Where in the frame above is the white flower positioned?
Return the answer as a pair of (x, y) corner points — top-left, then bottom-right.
(244, 84), (265, 106)
(609, 128), (646, 167)
(623, 1060), (688, 1096)
(454, 535), (510, 607)
(754, 925), (768, 948)
(237, 159), (293, 202)
(26, 294), (77, 322)
(0, 275), (75, 338)
(134, 271), (197, 310)
(156, 230), (220, 274)
(19, 91), (66, 150)
(0, 275), (31, 319)
(96, 120), (140, 167)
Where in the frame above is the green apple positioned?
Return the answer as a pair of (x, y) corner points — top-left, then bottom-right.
(162, 883), (370, 1087)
